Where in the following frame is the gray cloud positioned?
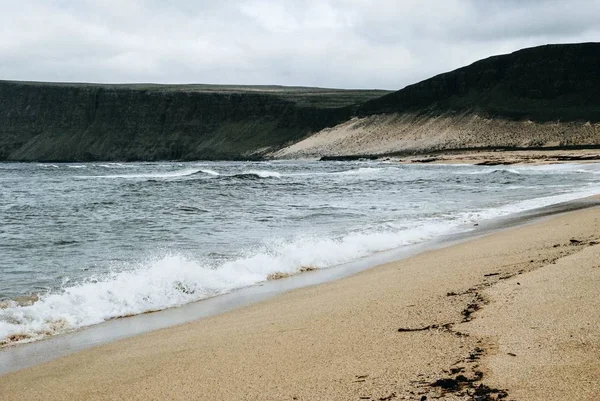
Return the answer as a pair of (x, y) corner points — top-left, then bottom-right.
(0, 0), (599, 89)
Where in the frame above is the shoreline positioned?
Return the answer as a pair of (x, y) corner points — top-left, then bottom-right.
(0, 196), (599, 400)
(1, 196), (598, 375)
(1, 161), (597, 358)
(393, 148), (600, 165)
(3, 148), (600, 165)
(279, 149), (600, 165)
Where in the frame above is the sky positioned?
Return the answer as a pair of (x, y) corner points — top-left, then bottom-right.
(1, 0), (599, 89)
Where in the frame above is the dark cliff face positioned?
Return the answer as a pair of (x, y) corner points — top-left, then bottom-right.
(0, 83), (388, 161)
(358, 43), (600, 122)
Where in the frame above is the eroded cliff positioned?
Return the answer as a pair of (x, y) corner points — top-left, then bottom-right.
(0, 82), (388, 161)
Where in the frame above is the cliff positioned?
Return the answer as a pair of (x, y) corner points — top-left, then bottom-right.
(0, 82), (389, 161)
(274, 43), (600, 159)
(3, 43), (600, 162)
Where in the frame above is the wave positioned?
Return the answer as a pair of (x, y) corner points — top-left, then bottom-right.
(97, 163), (129, 168)
(334, 167), (388, 176)
(464, 168), (522, 175)
(1, 180), (598, 346)
(0, 222), (457, 346)
(81, 168), (205, 179)
(79, 168), (283, 181)
(473, 164), (600, 176)
(189, 170), (281, 180)
(222, 170), (282, 179)
(240, 170), (281, 178)
(456, 183), (600, 223)
(197, 169), (220, 176)
(517, 163), (593, 172)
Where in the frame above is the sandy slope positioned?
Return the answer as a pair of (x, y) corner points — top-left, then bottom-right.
(272, 112), (600, 159)
(0, 203), (599, 400)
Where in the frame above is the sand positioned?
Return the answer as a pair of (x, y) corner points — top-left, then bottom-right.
(271, 111), (600, 161)
(1, 204), (599, 400)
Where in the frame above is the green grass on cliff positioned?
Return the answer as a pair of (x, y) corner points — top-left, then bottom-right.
(1, 81), (391, 109)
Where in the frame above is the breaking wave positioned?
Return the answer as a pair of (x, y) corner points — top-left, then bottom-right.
(79, 168), (282, 180)
(3, 181), (598, 347)
(0, 222), (455, 346)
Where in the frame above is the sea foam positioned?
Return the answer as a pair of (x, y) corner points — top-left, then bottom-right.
(0, 221), (458, 346)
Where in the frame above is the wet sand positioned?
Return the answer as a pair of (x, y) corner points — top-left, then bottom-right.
(0, 201), (599, 400)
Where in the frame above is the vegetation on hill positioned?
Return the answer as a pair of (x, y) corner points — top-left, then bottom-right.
(0, 81), (389, 161)
(358, 43), (600, 122)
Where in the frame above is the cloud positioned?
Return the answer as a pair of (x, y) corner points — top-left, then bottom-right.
(0, 0), (598, 89)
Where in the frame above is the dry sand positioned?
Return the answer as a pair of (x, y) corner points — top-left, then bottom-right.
(271, 112), (600, 160)
(1, 204), (599, 400)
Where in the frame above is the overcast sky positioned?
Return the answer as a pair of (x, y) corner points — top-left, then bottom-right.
(1, 0), (599, 89)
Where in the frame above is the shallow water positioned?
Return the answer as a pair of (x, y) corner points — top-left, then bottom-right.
(1, 161), (599, 345)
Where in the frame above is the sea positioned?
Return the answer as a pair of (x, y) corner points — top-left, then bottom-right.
(1, 161), (599, 346)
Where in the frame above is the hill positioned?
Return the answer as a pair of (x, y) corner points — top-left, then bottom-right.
(3, 43), (600, 162)
(358, 43), (600, 121)
(275, 43), (600, 159)
(0, 81), (389, 161)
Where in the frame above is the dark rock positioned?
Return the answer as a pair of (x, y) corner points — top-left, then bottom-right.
(398, 325), (439, 332)
(462, 303), (481, 321)
(475, 161), (515, 166)
(472, 384), (509, 400)
(431, 378), (460, 390)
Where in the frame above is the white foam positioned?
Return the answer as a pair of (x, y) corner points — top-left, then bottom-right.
(241, 170), (282, 178)
(0, 221), (458, 345)
(464, 168), (521, 175)
(458, 184), (600, 223)
(199, 169), (220, 176)
(82, 168), (203, 179)
(510, 164), (600, 175)
(97, 163), (128, 168)
(335, 167), (387, 175)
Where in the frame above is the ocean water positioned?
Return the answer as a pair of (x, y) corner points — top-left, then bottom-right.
(1, 161), (599, 346)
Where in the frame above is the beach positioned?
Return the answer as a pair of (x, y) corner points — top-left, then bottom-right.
(0, 198), (597, 400)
